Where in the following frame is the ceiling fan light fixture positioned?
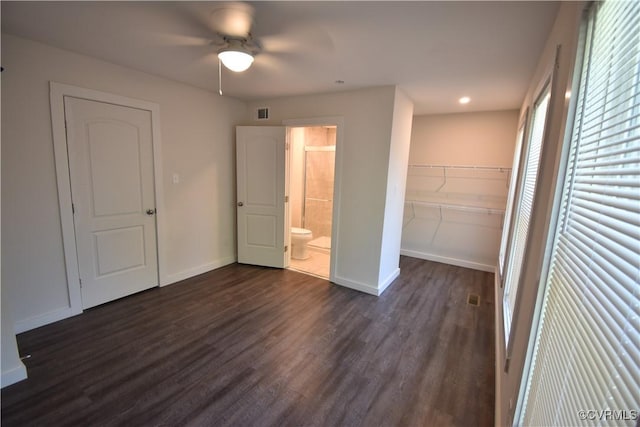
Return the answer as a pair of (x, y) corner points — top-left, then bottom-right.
(218, 41), (254, 72)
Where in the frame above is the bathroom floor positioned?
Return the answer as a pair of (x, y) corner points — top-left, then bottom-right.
(289, 247), (330, 279)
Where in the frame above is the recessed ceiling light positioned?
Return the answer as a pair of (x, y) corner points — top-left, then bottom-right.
(335, 80), (345, 84)
(459, 96), (471, 104)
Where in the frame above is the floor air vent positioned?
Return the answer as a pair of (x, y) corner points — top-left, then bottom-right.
(467, 294), (480, 306)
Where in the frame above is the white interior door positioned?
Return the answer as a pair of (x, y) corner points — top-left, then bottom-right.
(65, 96), (158, 309)
(236, 126), (288, 268)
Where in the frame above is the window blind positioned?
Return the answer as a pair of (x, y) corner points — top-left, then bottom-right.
(521, 1), (640, 425)
(503, 86), (551, 346)
(499, 122), (526, 277)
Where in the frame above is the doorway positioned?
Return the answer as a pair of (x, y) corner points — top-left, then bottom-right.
(235, 118), (343, 282)
(288, 126), (336, 279)
(50, 82), (165, 316)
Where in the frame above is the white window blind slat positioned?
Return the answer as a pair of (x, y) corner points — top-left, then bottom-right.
(580, 157), (637, 170)
(571, 204), (640, 245)
(581, 57), (639, 108)
(581, 69), (639, 113)
(588, 0), (636, 42)
(572, 190), (639, 214)
(574, 166), (640, 176)
(574, 283), (640, 405)
(542, 261), (638, 422)
(520, 0), (640, 425)
(502, 86), (552, 345)
(575, 176), (639, 187)
(568, 235), (640, 286)
(557, 236), (638, 302)
(572, 184), (640, 200)
(558, 230), (637, 299)
(580, 55), (638, 107)
(578, 136), (640, 159)
(499, 124), (526, 274)
(581, 118), (640, 143)
(576, 165), (640, 176)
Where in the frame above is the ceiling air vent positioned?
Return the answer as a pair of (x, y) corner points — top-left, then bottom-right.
(257, 107), (269, 120)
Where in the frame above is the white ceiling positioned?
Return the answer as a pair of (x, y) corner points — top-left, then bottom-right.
(1, 1), (559, 115)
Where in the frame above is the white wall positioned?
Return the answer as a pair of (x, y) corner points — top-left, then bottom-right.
(246, 86), (413, 295)
(495, 2), (584, 425)
(1, 139), (27, 387)
(402, 110), (519, 271)
(1, 34), (247, 333)
(378, 88), (414, 291)
(408, 111), (519, 167)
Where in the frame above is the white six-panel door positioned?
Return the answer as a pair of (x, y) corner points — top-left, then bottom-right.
(236, 126), (288, 268)
(65, 97), (158, 309)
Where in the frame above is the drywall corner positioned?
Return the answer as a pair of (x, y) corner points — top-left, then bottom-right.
(378, 87), (414, 290)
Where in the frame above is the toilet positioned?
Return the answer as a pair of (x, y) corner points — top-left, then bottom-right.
(291, 227), (313, 260)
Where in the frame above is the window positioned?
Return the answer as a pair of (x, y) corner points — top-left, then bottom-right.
(520, 1), (640, 425)
(503, 83), (552, 348)
(499, 116), (527, 277)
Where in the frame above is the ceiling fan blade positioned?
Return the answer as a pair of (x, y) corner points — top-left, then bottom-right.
(141, 3), (228, 51)
(258, 23), (334, 55)
(170, 3), (220, 37)
(146, 31), (217, 47)
(209, 2), (255, 38)
(251, 51), (292, 71)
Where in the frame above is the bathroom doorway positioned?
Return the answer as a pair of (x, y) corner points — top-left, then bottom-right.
(288, 126), (336, 278)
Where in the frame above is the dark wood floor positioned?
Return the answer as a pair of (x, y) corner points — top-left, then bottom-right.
(2, 256), (494, 427)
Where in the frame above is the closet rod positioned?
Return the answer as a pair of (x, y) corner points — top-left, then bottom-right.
(407, 164), (511, 172)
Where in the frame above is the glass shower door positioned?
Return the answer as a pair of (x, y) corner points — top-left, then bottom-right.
(303, 146), (335, 250)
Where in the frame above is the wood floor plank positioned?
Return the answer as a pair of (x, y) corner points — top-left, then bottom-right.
(1, 257), (494, 426)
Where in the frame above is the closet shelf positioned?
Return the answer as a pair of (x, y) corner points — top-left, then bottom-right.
(406, 163), (511, 203)
(408, 164), (512, 172)
(405, 199), (505, 215)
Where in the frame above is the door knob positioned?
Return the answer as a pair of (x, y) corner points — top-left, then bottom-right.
(146, 209), (156, 216)
(237, 202), (244, 207)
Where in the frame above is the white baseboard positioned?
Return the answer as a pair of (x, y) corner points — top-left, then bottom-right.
(162, 256), (236, 286)
(14, 306), (77, 334)
(332, 267), (400, 297)
(332, 275), (380, 296)
(378, 268), (400, 295)
(14, 257), (238, 333)
(400, 249), (494, 272)
(1, 363), (27, 388)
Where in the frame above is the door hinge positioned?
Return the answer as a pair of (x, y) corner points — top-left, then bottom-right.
(285, 195), (289, 203)
(285, 142), (290, 150)
(72, 203), (75, 214)
(284, 245), (288, 253)
(79, 278), (83, 287)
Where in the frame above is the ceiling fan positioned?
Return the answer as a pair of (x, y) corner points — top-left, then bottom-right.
(208, 2), (260, 73)
(161, 1), (334, 95)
